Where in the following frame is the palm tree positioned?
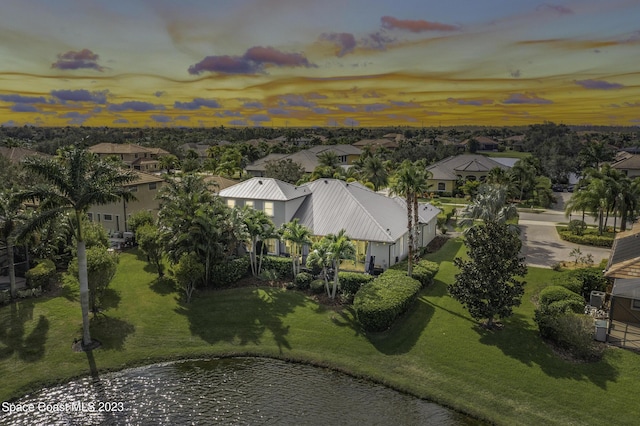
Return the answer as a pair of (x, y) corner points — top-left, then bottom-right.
(390, 161), (420, 276)
(459, 184), (519, 232)
(280, 219), (312, 277)
(360, 155), (389, 191)
(20, 146), (136, 348)
(306, 239), (333, 297)
(411, 168), (432, 261)
(510, 160), (536, 202)
(325, 229), (356, 299)
(0, 190), (25, 299)
(242, 206), (276, 277)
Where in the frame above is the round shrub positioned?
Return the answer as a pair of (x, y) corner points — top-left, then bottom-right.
(539, 285), (584, 308)
(310, 279), (326, 295)
(25, 259), (57, 290)
(294, 272), (313, 290)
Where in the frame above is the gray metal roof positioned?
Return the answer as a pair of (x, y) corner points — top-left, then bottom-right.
(427, 154), (509, 180)
(218, 177), (310, 201)
(294, 179), (439, 243)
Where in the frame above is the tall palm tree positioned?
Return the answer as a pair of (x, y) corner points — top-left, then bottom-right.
(0, 190), (25, 299)
(306, 239), (333, 297)
(242, 206), (276, 277)
(20, 146), (136, 348)
(390, 161), (419, 276)
(411, 168), (432, 261)
(360, 155), (389, 191)
(280, 219), (312, 277)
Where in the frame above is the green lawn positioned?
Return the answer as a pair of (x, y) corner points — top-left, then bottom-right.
(1, 244), (638, 425)
(482, 151), (532, 159)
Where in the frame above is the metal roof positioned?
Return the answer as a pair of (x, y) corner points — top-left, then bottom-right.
(294, 179), (439, 243)
(218, 177), (310, 201)
(427, 154), (509, 180)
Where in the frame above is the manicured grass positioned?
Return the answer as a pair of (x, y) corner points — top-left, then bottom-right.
(482, 151), (532, 159)
(1, 244), (639, 425)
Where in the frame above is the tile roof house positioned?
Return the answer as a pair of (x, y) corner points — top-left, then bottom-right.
(611, 154), (640, 178)
(245, 145), (361, 177)
(0, 146), (50, 163)
(603, 228), (640, 349)
(89, 143), (170, 172)
(219, 177), (440, 271)
(426, 154), (511, 194)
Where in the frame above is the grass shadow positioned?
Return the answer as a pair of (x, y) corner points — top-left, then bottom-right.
(150, 276), (176, 295)
(0, 300), (49, 362)
(476, 313), (618, 389)
(175, 287), (308, 354)
(90, 314), (135, 351)
(99, 288), (121, 311)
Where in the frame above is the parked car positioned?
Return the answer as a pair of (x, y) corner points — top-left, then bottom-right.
(552, 184), (564, 192)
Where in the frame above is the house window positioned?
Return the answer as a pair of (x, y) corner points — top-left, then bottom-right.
(245, 200), (254, 209)
(227, 199), (236, 208)
(148, 182), (157, 190)
(632, 299), (640, 310)
(104, 214), (113, 221)
(87, 212), (93, 221)
(264, 201), (274, 217)
(437, 182), (446, 191)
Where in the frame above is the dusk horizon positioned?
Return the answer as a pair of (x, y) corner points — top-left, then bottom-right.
(1, 0), (639, 128)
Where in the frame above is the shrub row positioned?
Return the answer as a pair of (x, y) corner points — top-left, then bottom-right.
(260, 256), (293, 279)
(554, 268), (607, 302)
(211, 256), (250, 286)
(353, 269), (422, 332)
(338, 272), (374, 295)
(557, 229), (613, 248)
(25, 259), (57, 290)
(390, 259), (439, 287)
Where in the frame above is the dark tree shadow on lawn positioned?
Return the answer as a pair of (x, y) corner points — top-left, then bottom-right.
(175, 287), (308, 354)
(99, 288), (121, 311)
(0, 300), (49, 362)
(150, 276), (176, 296)
(476, 313), (618, 389)
(368, 295), (436, 355)
(90, 314), (135, 351)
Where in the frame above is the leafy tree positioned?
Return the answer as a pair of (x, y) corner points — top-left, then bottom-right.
(158, 154), (180, 174)
(510, 159), (537, 201)
(459, 184), (518, 232)
(20, 146), (136, 347)
(314, 229), (356, 299)
(136, 223), (164, 277)
(173, 252), (204, 303)
(68, 245), (118, 314)
(127, 210), (155, 235)
(265, 158), (306, 184)
(360, 155), (389, 191)
(449, 220), (527, 328)
(280, 219), (312, 277)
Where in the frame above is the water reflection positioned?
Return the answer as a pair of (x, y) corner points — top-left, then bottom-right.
(2, 357), (479, 425)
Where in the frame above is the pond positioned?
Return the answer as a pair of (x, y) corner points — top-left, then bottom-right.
(2, 357), (481, 425)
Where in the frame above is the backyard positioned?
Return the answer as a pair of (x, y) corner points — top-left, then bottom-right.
(0, 240), (638, 425)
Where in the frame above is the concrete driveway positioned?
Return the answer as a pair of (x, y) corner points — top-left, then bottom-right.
(518, 192), (611, 268)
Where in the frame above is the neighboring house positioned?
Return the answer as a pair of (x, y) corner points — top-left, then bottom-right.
(604, 228), (640, 349)
(219, 177), (440, 272)
(0, 146), (50, 163)
(244, 145), (361, 177)
(426, 154), (511, 194)
(352, 138), (399, 151)
(466, 136), (500, 151)
(179, 143), (211, 161)
(86, 171), (164, 235)
(89, 143), (169, 172)
(611, 154), (640, 178)
(201, 175), (239, 194)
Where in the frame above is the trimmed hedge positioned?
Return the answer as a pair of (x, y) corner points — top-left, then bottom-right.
(338, 272), (374, 295)
(260, 256), (294, 279)
(354, 269), (422, 332)
(210, 256), (250, 287)
(294, 272), (313, 290)
(390, 259), (439, 287)
(25, 259), (57, 290)
(539, 285), (585, 308)
(557, 229), (613, 248)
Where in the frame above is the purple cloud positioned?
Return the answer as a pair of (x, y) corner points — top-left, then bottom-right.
(502, 93), (553, 104)
(229, 119), (248, 126)
(189, 46), (314, 75)
(313, 107), (330, 114)
(575, 79), (624, 90)
(154, 91), (166, 97)
(249, 114), (271, 123)
(338, 105), (357, 112)
(113, 118), (129, 124)
(51, 49), (104, 71)
(447, 98), (493, 106)
(344, 118), (360, 127)
(174, 98), (221, 110)
(267, 108), (290, 115)
(537, 4), (573, 15)
(320, 32), (357, 57)
(60, 111), (91, 125)
(381, 16), (459, 32)
(0, 94), (47, 104)
(363, 103), (390, 112)
(279, 94), (315, 108)
(11, 103), (39, 112)
(243, 101), (263, 108)
(214, 110), (242, 117)
(51, 89), (107, 104)
(363, 32), (395, 50)
(108, 101), (165, 112)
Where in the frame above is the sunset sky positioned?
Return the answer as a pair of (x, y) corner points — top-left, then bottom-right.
(1, 0), (639, 128)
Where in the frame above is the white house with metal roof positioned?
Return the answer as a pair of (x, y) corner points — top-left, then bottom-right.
(219, 177), (440, 271)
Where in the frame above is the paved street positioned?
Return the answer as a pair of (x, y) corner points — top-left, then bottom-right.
(518, 192), (611, 268)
